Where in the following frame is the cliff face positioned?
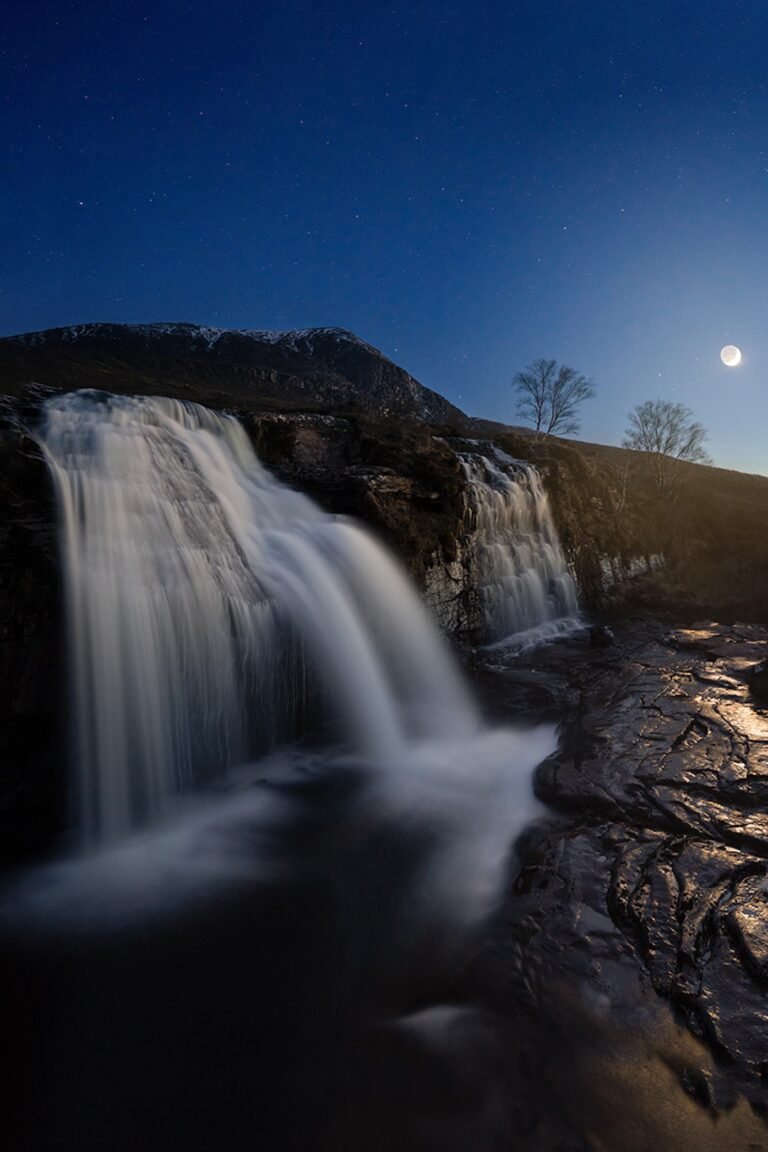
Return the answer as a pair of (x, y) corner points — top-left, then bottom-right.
(242, 408), (470, 622)
(0, 420), (65, 861)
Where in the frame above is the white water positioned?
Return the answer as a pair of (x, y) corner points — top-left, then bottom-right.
(462, 452), (581, 649)
(41, 391), (478, 845)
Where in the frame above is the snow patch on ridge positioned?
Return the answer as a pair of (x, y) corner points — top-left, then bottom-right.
(7, 322), (381, 357)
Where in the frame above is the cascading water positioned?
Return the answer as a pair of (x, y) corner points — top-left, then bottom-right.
(462, 450), (581, 649)
(4, 390), (561, 1152)
(41, 390), (478, 845)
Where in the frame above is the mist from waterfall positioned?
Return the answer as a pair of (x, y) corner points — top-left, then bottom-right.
(41, 391), (478, 846)
(462, 451), (581, 650)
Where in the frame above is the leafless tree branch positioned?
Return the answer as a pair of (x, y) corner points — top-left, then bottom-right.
(512, 359), (595, 436)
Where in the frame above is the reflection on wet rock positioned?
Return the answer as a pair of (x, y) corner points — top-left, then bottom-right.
(522, 621), (768, 1110)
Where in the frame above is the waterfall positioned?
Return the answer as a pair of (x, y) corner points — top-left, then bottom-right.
(462, 451), (581, 649)
(41, 391), (478, 845)
(7, 391), (563, 1152)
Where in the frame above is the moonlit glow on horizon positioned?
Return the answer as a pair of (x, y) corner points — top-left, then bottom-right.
(720, 345), (742, 367)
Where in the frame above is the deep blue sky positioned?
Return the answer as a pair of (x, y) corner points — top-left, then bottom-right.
(4, 1), (768, 471)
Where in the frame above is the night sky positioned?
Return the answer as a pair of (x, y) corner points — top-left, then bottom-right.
(4, 1), (768, 471)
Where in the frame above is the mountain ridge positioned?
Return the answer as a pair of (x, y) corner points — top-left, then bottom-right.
(0, 322), (469, 428)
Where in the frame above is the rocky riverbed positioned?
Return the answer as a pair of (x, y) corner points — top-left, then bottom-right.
(464, 618), (768, 1149)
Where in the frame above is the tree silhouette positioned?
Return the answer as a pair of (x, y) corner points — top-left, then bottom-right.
(512, 359), (595, 436)
(622, 399), (711, 488)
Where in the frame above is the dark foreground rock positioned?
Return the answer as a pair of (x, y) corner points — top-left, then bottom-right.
(748, 658), (768, 705)
(469, 620), (768, 1147)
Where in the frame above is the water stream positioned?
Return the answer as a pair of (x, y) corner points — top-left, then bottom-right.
(462, 450), (581, 649)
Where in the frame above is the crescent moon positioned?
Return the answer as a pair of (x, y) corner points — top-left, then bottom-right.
(720, 345), (742, 367)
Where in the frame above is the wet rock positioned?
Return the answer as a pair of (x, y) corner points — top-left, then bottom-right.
(481, 620), (768, 1119)
(0, 426), (66, 864)
(747, 659), (768, 705)
(589, 623), (615, 647)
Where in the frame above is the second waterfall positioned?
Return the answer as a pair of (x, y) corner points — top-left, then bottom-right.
(461, 451), (581, 649)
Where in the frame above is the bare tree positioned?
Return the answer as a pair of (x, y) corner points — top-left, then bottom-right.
(622, 399), (711, 488)
(512, 359), (595, 436)
(605, 458), (633, 517)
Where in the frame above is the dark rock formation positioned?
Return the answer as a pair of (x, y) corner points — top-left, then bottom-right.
(477, 620), (768, 1120)
(589, 623), (614, 647)
(242, 409), (466, 582)
(747, 659), (768, 705)
(0, 415), (65, 864)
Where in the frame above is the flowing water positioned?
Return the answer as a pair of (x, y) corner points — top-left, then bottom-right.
(461, 451), (581, 649)
(40, 391), (478, 845)
(3, 392), (562, 1151)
